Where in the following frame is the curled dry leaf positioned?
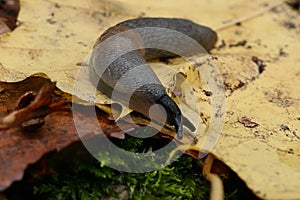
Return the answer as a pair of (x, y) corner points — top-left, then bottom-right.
(0, 75), (138, 191)
(0, 81), (60, 129)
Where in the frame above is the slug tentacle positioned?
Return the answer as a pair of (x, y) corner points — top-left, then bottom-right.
(156, 95), (183, 139)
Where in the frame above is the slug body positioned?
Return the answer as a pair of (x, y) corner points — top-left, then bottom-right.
(88, 18), (217, 139)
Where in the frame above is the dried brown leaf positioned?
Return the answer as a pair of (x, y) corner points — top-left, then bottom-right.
(0, 75), (136, 190)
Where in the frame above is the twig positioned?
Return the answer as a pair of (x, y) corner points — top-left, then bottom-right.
(203, 154), (224, 200)
(214, 1), (285, 31)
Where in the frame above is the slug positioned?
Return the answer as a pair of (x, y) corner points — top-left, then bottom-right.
(88, 18), (218, 139)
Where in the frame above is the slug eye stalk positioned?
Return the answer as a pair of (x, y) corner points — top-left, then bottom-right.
(156, 95), (183, 139)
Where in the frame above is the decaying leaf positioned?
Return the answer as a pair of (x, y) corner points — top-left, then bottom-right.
(0, 80), (60, 130)
(238, 116), (259, 128)
(0, 75), (138, 190)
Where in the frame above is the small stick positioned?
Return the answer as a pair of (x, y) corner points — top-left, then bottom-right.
(202, 154), (224, 200)
(214, 0), (285, 31)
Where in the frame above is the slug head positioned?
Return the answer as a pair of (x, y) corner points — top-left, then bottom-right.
(156, 95), (183, 139)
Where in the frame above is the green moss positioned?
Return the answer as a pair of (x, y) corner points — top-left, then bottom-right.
(4, 135), (257, 200)
(32, 137), (210, 200)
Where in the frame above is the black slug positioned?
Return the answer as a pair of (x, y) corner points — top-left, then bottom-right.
(88, 18), (218, 139)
